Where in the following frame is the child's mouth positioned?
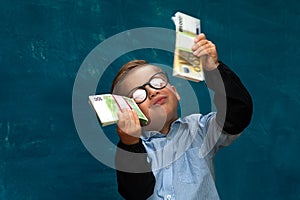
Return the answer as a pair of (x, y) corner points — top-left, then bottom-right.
(153, 96), (167, 105)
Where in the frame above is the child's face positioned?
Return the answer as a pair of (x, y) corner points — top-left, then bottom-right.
(115, 65), (180, 131)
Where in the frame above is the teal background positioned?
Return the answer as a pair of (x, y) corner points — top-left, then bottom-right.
(1, 0), (299, 199)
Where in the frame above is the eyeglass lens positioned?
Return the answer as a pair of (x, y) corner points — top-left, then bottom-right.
(132, 72), (168, 104)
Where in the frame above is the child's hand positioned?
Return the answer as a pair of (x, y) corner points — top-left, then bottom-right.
(192, 33), (219, 71)
(117, 109), (142, 145)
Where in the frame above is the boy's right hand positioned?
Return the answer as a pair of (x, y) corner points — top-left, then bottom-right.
(117, 109), (141, 145)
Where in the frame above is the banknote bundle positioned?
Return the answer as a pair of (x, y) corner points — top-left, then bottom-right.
(89, 94), (148, 127)
(172, 12), (204, 82)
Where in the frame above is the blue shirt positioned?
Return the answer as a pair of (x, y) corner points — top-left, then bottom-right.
(141, 112), (240, 200)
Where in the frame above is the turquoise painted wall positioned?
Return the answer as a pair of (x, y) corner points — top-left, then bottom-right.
(1, 0), (299, 199)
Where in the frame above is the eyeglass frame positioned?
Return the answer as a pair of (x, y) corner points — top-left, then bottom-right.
(126, 71), (169, 104)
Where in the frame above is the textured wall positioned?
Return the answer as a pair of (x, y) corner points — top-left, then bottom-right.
(0, 0), (299, 199)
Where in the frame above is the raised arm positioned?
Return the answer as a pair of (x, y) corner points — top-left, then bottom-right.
(192, 33), (253, 135)
(204, 62), (253, 135)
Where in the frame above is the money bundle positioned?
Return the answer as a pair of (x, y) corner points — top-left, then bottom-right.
(172, 12), (204, 82)
(89, 94), (148, 126)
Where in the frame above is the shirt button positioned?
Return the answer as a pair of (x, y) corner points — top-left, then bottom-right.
(166, 195), (171, 200)
(165, 165), (170, 169)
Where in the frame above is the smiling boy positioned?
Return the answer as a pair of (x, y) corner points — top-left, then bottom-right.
(111, 34), (253, 200)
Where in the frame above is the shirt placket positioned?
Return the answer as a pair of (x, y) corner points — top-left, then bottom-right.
(162, 132), (175, 200)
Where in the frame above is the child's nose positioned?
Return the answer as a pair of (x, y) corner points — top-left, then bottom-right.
(145, 85), (159, 99)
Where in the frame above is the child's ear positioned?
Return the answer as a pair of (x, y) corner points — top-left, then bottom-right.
(170, 85), (180, 100)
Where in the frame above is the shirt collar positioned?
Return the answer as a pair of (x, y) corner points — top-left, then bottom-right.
(141, 117), (188, 141)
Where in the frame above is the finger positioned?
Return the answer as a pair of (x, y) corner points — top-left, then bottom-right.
(117, 111), (126, 129)
(118, 109), (131, 126)
(118, 109), (139, 135)
(194, 47), (217, 58)
(194, 33), (206, 43)
(125, 110), (134, 130)
(124, 109), (134, 128)
(127, 110), (140, 133)
(127, 109), (134, 122)
(193, 41), (216, 57)
(192, 39), (209, 51)
(131, 110), (140, 126)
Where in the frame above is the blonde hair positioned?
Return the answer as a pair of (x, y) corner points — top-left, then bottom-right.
(110, 60), (148, 93)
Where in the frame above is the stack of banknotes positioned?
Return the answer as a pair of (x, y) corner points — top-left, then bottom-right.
(172, 12), (204, 82)
(89, 94), (148, 127)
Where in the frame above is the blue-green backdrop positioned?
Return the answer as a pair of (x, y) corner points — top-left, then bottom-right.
(1, 0), (299, 199)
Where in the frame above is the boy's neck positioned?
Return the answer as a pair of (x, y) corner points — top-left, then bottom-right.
(160, 115), (179, 134)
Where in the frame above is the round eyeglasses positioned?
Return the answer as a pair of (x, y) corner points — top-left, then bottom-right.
(127, 71), (169, 104)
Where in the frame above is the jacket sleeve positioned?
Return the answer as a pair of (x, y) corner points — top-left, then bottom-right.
(115, 139), (155, 200)
(204, 61), (253, 135)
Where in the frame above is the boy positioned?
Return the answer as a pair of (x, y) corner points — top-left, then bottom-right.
(111, 34), (253, 199)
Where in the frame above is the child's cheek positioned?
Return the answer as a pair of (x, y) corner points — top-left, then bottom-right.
(138, 105), (150, 119)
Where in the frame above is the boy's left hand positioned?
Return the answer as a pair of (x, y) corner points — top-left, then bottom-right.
(192, 33), (219, 71)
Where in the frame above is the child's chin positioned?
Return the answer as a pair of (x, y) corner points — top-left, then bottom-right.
(142, 106), (167, 132)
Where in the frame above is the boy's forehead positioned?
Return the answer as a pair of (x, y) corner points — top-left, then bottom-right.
(114, 65), (161, 95)
(126, 65), (161, 80)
